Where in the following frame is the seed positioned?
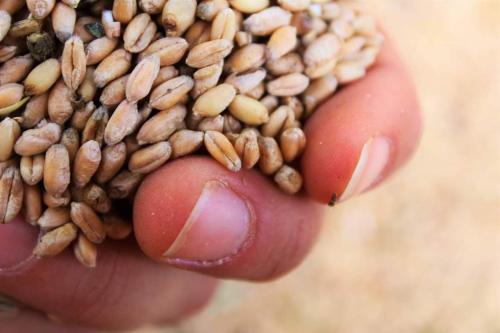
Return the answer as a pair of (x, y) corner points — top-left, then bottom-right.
(229, 95), (269, 125)
(14, 122), (62, 156)
(126, 55), (160, 103)
(24, 58), (61, 96)
(258, 136), (284, 175)
(225, 68), (266, 94)
(330, 19), (353, 40)
(193, 83), (236, 117)
(72, 140), (101, 188)
(139, 0), (167, 15)
(162, 0), (197, 37)
(274, 165), (302, 194)
(334, 60), (365, 84)
(139, 39), (187, 68)
(149, 76), (193, 110)
(107, 170), (143, 199)
(61, 127), (80, 163)
(33, 223), (78, 257)
(100, 75), (129, 107)
(76, 67), (96, 103)
(192, 61), (223, 98)
(0, 55), (34, 85)
(8, 18), (43, 38)
(234, 128), (260, 169)
(235, 31), (252, 47)
(113, 0), (137, 24)
(136, 105), (186, 144)
(0, 45), (16, 63)
(280, 127), (306, 162)
(102, 10), (121, 39)
(244, 6), (292, 36)
(18, 94), (46, 129)
(74, 16), (100, 42)
(244, 82), (265, 99)
(47, 79), (74, 125)
(196, 0), (226, 21)
(81, 183), (111, 214)
(168, 130), (204, 158)
(93, 49), (132, 88)
(0, 118), (21, 162)
(223, 114), (242, 134)
(61, 36), (86, 91)
(23, 184), (42, 226)
(123, 13), (157, 53)
(278, 0), (311, 11)
(44, 144), (70, 196)
(0, 166), (23, 224)
(266, 26), (297, 60)
(20, 154), (44, 185)
(27, 0), (56, 19)
(85, 37), (119, 66)
(74, 233), (97, 268)
(51, 2), (76, 42)
(186, 39), (233, 68)
(153, 66), (179, 88)
(204, 131), (241, 171)
(267, 73), (310, 96)
(211, 8), (237, 41)
(71, 101), (95, 131)
(43, 189), (71, 208)
(103, 213), (132, 240)
(82, 107), (109, 145)
(104, 100), (140, 145)
(0, 83), (23, 109)
(261, 105), (295, 137)
(225, 43), (266, 74)
(303, 74), (337, 114)
(229, 0), (269, 14)
(260, 95), (279, 112)
(70, 202), (105, 244)
(128, 141), (172, 174)
(37, 207), (70, 230)
(185, 21), (211, 48)
(95, 142), (127, 184)
(198, 115), (224, 132)
(304, 32), (340, 69)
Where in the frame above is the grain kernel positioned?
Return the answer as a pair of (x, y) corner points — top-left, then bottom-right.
(70, 202), (106, 244)
(33, 223), (78, 257)
(193, 84), (236, 117)
(128, 141), (172, 174)
(126, 55), (160, 103)
(229, 95), (269, 125)
(44, 144), (70, 196)
(24, 58), (61, 96)
(204, 130), (241, 172)
(61, 36), (86, 91)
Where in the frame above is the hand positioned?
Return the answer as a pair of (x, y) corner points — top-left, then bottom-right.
(0, 37), (421, 332)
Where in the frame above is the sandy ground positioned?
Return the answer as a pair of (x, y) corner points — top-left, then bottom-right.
(136, 1), (500, 332)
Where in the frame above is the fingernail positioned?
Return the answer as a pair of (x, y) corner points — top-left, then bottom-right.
(163, 180), (252, 266)
(0, 294), (20, 319)
(339, 136), (392, 202)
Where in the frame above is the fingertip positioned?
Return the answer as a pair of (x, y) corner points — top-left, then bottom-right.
(302, 38), (422, 204)
(133, 157), (322, 280)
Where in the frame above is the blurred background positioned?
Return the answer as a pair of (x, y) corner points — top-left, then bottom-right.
(138, 0), (500, 332)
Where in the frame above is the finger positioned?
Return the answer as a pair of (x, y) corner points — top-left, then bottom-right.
(302, 37), (422, 204)
(0, 304), (93, 333)
(0, 217), (217, 331)
(134, 156), (323, 281)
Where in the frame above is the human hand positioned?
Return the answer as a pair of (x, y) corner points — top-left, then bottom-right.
(0, 37), (421, 332)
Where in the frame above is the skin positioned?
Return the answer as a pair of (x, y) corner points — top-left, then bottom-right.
(0, 38), (421, 331)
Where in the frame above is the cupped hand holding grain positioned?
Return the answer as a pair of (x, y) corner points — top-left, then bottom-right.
(0, 37), (421, 331)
